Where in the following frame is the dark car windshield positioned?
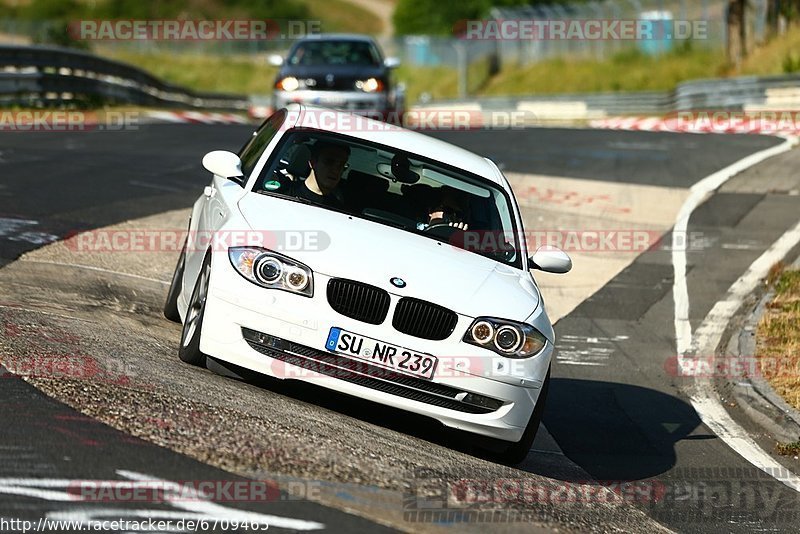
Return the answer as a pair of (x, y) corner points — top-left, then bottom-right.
(287, 40), (381, 67)
(253, 131), (522, 268)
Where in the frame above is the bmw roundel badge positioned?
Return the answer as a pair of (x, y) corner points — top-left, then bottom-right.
(390, 277), (406, 288)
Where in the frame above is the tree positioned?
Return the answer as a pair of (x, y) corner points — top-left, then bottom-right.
(726, 0), (746, 68)
(393, 0), (565, 36)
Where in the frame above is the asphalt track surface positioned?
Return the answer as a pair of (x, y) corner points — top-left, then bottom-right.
(0, 127), (395, 532)
(0, 123), (798, 532)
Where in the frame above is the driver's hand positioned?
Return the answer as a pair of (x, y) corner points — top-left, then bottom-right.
(428, 211), (468, 230)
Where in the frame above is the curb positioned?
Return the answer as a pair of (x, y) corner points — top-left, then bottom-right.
(144, 110), (252, 125)
(728, 254), (800, 444)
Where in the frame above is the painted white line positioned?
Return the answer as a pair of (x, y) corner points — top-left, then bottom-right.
(144, 111), (187, 123)
(21, 259), (169, 285)
(0, 473), (326, 531)
(0, 478), (84, 501)
(181, 111), (216, 124)
(118, 470), (325, 531)
(688, 219), (800, 492)
(671, 135), (800, 493)
(672, 136), (797, 358)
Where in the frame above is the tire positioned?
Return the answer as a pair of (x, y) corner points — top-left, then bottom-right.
(498, 366), (551, 465)
(178, 255), (210, 367)
(163, 242), (186, 322)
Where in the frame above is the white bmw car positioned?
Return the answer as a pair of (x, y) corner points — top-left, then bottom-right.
(164, 104), (571, 463)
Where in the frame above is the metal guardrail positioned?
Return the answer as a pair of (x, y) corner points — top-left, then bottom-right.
(0, 44), (249, 110)
(4, 44), (799, 121)
(419, 73), (800, 121)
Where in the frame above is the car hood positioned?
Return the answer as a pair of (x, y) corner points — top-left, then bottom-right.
(238, 194), (540, 321)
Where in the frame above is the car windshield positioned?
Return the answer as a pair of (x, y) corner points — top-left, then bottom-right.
(287, 40), (381, 67)
(253, 131), (521, 267)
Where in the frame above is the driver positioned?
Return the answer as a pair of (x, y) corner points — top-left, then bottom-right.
(292, 140), (350, 209)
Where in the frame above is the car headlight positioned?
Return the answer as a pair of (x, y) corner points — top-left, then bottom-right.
(355, 78), (384, 93)
(463, 317), (547, 358)
(228, 247), (313, 297)
(276, 76), (300, 91)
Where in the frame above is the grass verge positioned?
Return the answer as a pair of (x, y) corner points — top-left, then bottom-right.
(84, 26), (800, 102)
(776, 441), (800, 456)
(481, 47), (728, 95)
(299, 0), (383, 34)
(98, 49), (278, 95)
(757, 266), (800, 412)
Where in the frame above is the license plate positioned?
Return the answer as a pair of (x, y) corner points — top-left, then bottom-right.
(313, 96), (346, 106)
(325, 327), (437, 380)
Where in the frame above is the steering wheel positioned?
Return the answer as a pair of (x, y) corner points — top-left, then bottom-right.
(423, 222), (464, 240)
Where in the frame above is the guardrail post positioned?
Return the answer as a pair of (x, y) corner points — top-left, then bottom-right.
(456, 41), (468, 99)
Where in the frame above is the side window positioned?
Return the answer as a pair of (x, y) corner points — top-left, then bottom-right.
(238, 110), (286, 178)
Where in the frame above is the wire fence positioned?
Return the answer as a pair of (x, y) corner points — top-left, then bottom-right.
(0, 0), (758, 61)
(0, 0), (775, 99)
(488, 0), (772, 64)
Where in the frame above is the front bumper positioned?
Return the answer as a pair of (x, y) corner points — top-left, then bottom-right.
(198, 254), (552, 442)
(274, 89), (391, 115)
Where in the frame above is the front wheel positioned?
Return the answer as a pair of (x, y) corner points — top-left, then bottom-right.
(163, 242), (186, 322)
(178, 255), (210, 367)
(498, 366), (551, 465)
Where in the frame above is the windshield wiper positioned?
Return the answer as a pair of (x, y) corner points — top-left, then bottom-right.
(256, 190), (312, 204)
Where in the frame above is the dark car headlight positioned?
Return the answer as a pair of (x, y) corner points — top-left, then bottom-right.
(229, 247), (313, 297)
(463, 317), (547, 358)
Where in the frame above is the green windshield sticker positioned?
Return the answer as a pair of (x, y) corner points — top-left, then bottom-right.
(263, 180), (281, 190)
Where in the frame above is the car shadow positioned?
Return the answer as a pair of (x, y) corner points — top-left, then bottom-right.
(207, 357), (511, 457)
(207, 359), (705, 483)
(535, 377), (706, 482)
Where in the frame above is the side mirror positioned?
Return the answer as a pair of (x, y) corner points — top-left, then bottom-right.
(268, 54), (284, 67)
(202, 150), (244, 181)
(529, 246), (572, 274)
(384, 57), (401, 69)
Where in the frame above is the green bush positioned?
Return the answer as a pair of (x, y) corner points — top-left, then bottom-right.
(17, 0), (309, 22)
(393, 0), (565, 36)
(782, 53), (800, 73)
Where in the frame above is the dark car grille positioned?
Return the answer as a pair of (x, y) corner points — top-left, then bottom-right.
(241, 328), (503, 414)
(327, 278), (390, 325)
(392, 297), (458, 341)
(309, 76), (366, 91)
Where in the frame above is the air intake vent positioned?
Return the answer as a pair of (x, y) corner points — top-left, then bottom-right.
(327, 278), (390, 325)
(392, 297), (458, 340)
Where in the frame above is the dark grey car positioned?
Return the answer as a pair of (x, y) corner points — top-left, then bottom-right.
(269, 34), (404, 120)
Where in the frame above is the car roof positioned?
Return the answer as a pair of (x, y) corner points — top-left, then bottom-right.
(293, 34), (378, 44)
(288, 104), (503, 185)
